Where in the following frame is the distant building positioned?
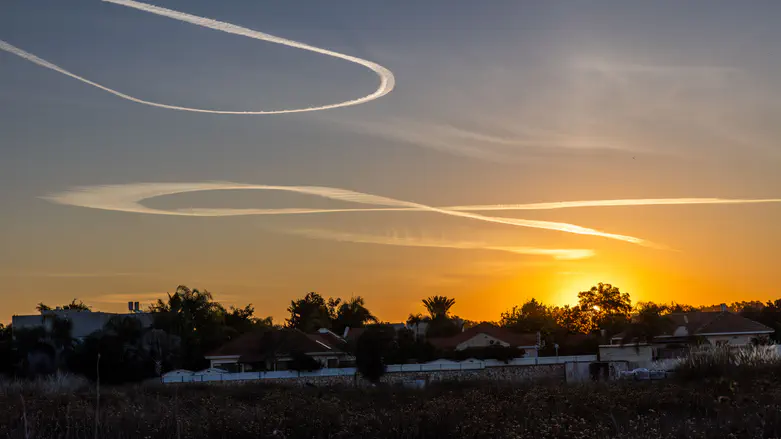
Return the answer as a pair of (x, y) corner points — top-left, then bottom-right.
(205, 328), (352, 372)
(427, 323), (539, 357)
(601, 306), (774, 364)
(12, 310), (153, 340)
(610, 306), (773, 348)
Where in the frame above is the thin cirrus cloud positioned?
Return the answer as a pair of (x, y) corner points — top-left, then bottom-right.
(327, 118), (636, 163)
(88, 291), (240, 305)
(0, 0), (394, 115)
(285, 228), (596, 261)
(41, 182), (651, 247)
(0, 271), (151, 278)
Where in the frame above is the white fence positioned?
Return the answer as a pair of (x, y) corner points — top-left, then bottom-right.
(162, 355), (597, 384)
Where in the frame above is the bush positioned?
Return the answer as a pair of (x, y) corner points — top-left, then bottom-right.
(356, 326), (394, 383)
(289, 352), (322, 372)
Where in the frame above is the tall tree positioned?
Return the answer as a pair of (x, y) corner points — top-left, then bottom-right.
(332, 296), (378, 334)
(419, 296), (460, 338)
(422, 296), (456, 321)
(355, 325), (395, 384)
(500, 298), (557, 334)
(148, 285), (228, 370)
(740, 299), (781, 342)
(552, 305), (588, 334)
(286, 292), (337, 332)
(224, 304), (274, 336)
(406, 313), (425, 338)
(0, 324), (13, 376)
(577, 283), (632, 336)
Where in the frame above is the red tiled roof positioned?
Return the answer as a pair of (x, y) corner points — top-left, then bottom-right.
(694, 312), (773, 334)
(206, 328), (347, 362)
(612, 311), (772, 341)
(343, 327), (366, 341)
(428, 323), (538, 350)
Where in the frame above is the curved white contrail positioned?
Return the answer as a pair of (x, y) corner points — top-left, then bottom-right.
(44, 183), (781, 249)
(42, 182), (649, 246)
(0, 0), (395, 114)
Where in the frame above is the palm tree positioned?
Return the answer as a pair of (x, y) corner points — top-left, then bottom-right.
(333, 296), (378, 333)
(406, 313), (426, 339)
(422, 296), (456, 321)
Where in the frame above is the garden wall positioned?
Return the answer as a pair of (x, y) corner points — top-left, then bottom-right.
(254, 364), (564, 387)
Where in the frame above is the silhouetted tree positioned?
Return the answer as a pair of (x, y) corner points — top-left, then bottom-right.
(422, 296), (456, 321)
(500, 299), (557, 334)
(289, 352), (323, 372)
(148, 285), (229, 370)
(332, 296), (377, 334)
(355, 325), (395, 384)
(286, 292), (339, 333)
(406, 313), (425, 338)
(35, 299), (91, 312)
(577, 283), (632, 336)
(553, 305), (588, 334)
(0, 324), (13, 376)
(741, 299), (781, 342)
(224, 304), (274, 336)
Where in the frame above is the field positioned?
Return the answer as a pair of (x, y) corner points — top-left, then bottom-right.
(3, 373), (781, 439)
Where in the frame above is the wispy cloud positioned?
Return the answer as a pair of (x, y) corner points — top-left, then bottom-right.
(0, 272), (150, 278)
(0, 0), (394, 114)
(574, 59), (739, 80)
(286, 228), (595, 260)
(89, 291), (241, 305)
(328, 117), (633, 162)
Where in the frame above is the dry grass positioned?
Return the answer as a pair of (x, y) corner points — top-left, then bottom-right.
(3, 375), (781, 438)
(674, 345), (781, 380)
(0, 372), (89, 396)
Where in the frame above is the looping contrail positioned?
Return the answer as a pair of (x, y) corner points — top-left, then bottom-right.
(42, 182), (651, 246)
(0, 0), (395, 114)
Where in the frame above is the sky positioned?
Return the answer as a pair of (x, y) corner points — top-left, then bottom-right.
(2, 0), (781, 325)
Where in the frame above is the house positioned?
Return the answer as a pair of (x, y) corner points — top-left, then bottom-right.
(602, 306), (774, 363)
(12, 310), (153, 340)
(205, 328), (352, 372)
(610, 306), (773, 348)
(427, 323), (539, 357)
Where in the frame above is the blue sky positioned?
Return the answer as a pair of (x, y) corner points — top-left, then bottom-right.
(2, 0), (781, 323)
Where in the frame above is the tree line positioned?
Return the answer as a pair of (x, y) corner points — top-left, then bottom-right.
(2, 282), (781, 383)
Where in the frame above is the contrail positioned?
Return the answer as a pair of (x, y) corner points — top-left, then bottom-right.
(447, 197), (781, 211)
(287, 228), (595, 260)
(0, 0), (394, 114)
(42, 182), (651, 246)
(44, 183), (781, 248)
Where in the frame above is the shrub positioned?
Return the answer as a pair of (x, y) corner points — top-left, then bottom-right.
(288, 352), (322, 372)
(356, 326), (394, 383)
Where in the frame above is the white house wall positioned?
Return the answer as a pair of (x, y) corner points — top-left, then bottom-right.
(599, 345), (653, 363)
(704, 334), (762, 346)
